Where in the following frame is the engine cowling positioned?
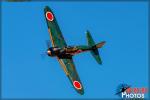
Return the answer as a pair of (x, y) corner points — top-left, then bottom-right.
(47, 47), (60, 57)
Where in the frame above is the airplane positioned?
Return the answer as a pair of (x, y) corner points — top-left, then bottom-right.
(44, 6), (106, 95)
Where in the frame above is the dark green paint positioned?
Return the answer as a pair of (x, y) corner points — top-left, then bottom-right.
(86, 31), (102, 64)
(44, 6), (84, 95)
(44, 6), (105, 95)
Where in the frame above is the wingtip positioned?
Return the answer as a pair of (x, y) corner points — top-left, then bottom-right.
(45, 6), (50, 9)
(98, 61), (102, 65)
(44, 6), (53, 12)
(44, 6), (49, 10)
(78, 89), (84, 95)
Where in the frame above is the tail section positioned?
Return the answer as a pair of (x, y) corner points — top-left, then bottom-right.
(95, 41), (106, 48)
(86, 30), (105, 64)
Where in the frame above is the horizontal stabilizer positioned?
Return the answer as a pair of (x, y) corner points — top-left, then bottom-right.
(86, 30), (105, 64)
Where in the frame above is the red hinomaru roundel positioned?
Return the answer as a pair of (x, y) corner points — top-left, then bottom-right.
(46, 12), (54, 21)
(73, 81), (82, 90)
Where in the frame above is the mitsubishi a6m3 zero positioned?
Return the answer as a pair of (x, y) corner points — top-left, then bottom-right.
(44, 6), (106, 95)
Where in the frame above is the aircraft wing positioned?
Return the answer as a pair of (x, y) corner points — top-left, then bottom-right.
(58, 58), (84, 95)
(44, 6), (67, 48)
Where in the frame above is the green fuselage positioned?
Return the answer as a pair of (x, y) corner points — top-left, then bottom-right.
(47, 46), (92, 58)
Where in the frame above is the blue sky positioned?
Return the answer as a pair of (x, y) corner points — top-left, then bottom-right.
(1, 1), (148, 99)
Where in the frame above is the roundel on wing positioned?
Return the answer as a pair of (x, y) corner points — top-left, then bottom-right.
(73, 81), (82, 90)
(46, 11), (54, 21)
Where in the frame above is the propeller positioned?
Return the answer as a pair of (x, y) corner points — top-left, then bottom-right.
(46, 40), (51, 48)
(41, 52), (47, 59)
(41, 40), (51, 59)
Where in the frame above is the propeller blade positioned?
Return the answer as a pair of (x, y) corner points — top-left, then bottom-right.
(46, 40), (51, 48)
(41, 52), (47, 59)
